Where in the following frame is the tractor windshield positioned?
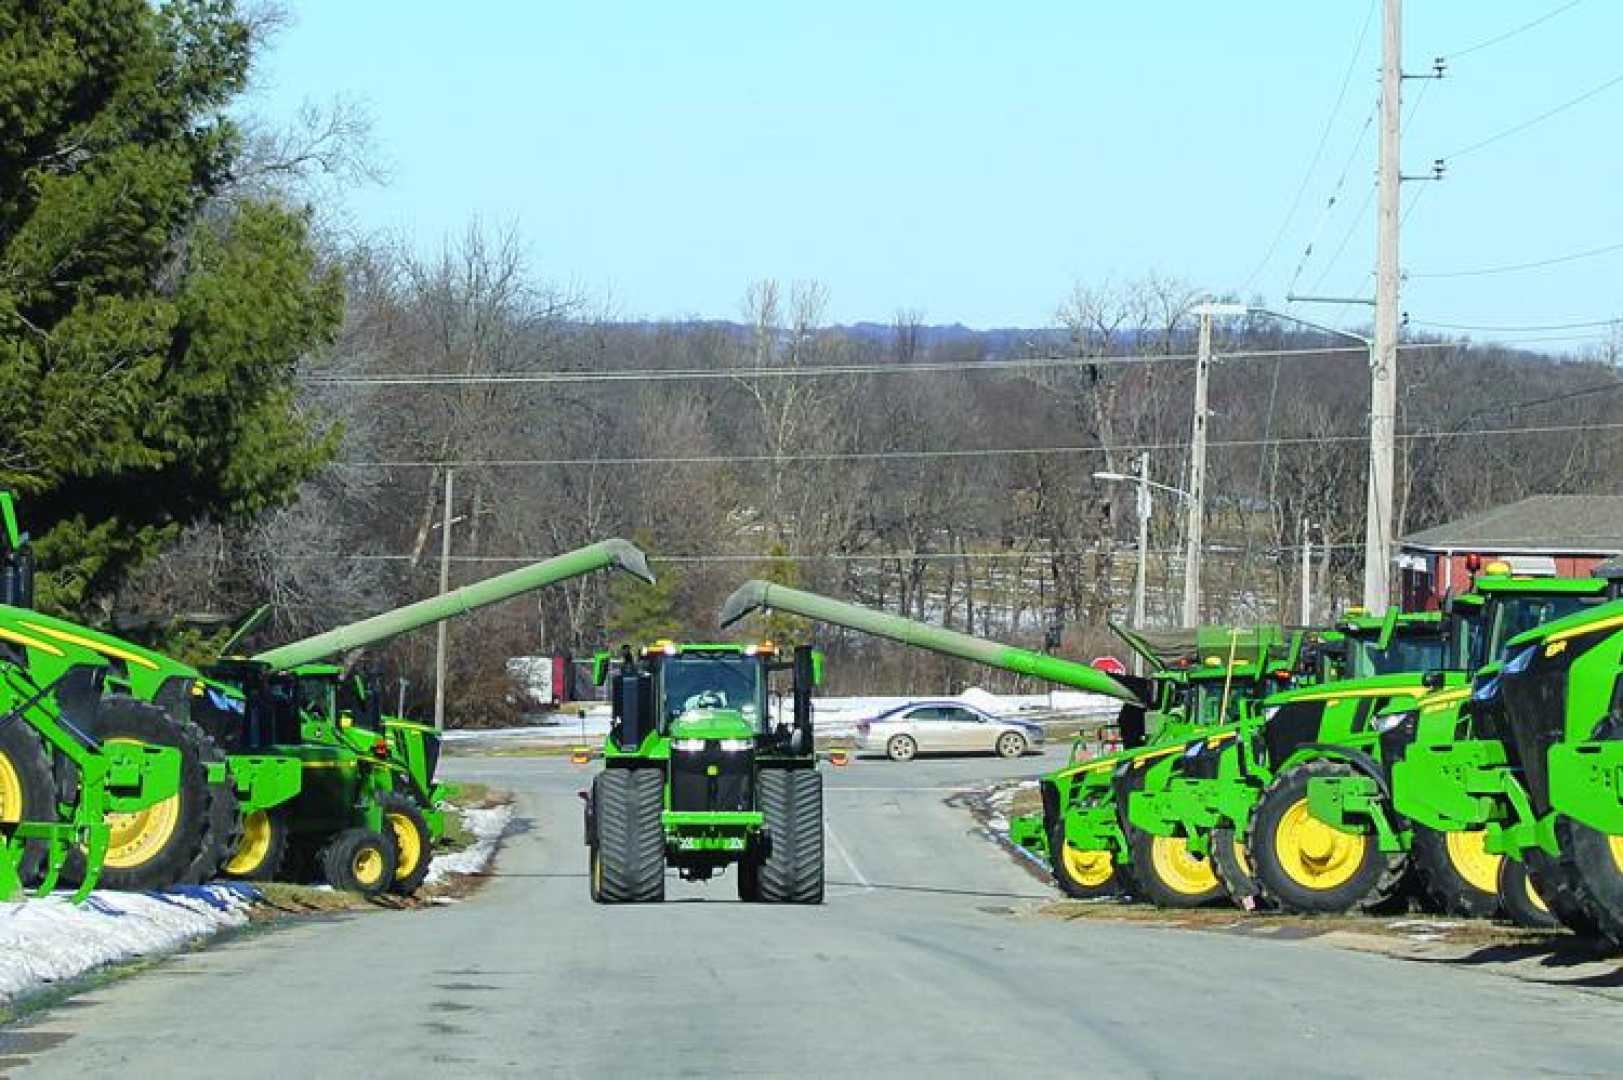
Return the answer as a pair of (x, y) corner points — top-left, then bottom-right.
(1482, 595), (1595, 668)
(1348, 634), (1448, 677)
(660, 654), (765, 728)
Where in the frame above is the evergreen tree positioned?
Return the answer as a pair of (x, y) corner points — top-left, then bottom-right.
(605, 535), (682, 643)
(0, 1), (344, 614)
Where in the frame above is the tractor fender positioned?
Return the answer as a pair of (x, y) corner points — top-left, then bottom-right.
(1286, 743), (1392, 799)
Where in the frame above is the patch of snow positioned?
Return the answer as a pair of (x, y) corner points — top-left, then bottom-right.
(0, 884), (257, 1005)
(424, 804), (514, 886)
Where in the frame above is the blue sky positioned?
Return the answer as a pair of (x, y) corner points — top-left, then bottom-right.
(251, 2), (1622, 346)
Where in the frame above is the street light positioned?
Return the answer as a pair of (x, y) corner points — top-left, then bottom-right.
(1095, 456), (1192, 672)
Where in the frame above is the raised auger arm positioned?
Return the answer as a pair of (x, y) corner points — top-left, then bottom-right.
(718, 580), (1139, 703)
(252, 539), (655, 671)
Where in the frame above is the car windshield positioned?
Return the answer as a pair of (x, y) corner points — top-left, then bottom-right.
(1349, 634), (1448, 677)
(660, 654), (764, 728)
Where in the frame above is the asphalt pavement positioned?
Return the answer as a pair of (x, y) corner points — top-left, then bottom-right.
(6, 748), (1622, 1078)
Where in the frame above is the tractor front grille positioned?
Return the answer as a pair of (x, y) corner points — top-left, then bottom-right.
(1262, 702), (1323, 766)
(1500, 664), (1571, 813)
(670, 743), (754, 813)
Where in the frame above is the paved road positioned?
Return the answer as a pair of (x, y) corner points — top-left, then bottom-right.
(7, 749), (1623, 1078)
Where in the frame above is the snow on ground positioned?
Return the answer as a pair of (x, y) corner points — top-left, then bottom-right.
(0, 803), (514, 1008)
(444, 689), (1121, 745)
(424, 804), (514, 886)
(0, 885), (257, 1005)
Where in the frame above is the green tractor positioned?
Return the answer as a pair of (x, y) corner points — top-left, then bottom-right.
(1, 496), (192, 901)
(714, 580), (1144, 898)
(1042, 624), (1305, 906)
(584, 639), (825, 904)
(1125, 607), (1450, 913)
(1377, 567), (1621, 934)
(1495, 571), (1623, 943)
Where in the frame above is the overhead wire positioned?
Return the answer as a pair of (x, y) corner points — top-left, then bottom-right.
(1240, 0), (1378, 293)
(1442, 67), (1623, 162)
(1409, 239), (1623, 279)
(1445, 1), (1587, 61)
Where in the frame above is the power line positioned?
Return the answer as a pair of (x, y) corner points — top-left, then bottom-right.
(303, 344), (1430, 387)
(1241, 0), (1378, 293)
(1443, 67), (1623, 161)
(1446, 1), (1586, 61)
(1412, 316), (1620, 332)
(1409, 239), (1623, 279)
(332, 420), (1623, 471)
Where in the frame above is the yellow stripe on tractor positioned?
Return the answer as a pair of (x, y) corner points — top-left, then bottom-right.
(19, 622), (160, 671)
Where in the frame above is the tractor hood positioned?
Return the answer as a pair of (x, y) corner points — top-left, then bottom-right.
(669, 709), (758, 742)
(1264, 670), (1430, 709)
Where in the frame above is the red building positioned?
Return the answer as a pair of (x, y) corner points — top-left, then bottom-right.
(1397, 495), (1623, 610)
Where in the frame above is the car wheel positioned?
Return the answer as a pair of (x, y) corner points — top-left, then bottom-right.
(886, 734), (917, 762)
(995, 731), (1027, 759)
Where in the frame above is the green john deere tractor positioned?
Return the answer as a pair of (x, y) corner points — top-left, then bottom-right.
(1123, 608), (1449, 913)
(714, 580), (1144, 898)
(1493, 569), (1623, 943)
(1375, 573), (1613, 925)
(1, 495), (192, 901)
(584, 639), (825, 904)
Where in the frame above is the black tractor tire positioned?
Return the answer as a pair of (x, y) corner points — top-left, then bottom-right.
(0, 719), (57, 885)
(319, 827), (397, 896)
(1526, 844), (1600, 936)
(758, 768), (824, 904)
(1211, 826), (1269, 910)
(378, 792), (433, 895)
(1555, 815), (1623, 947)
(221, 808), (292, 881)
(1247, 761), (1406, 915)
(1046, 817), (1128, 900)
(592, 768), (665, 903)
(1409, 826), (1502, 918)
(1497, 855), (1560, 930)
(886, 734), (917, 762)
(736, 856), (761, 902)
(64, 695), (226, 892)
(1125, 827), (1227, 908)
(995, 731), (1028, 759)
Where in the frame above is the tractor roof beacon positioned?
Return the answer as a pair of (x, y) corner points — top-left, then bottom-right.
(585, 640), (825, 904)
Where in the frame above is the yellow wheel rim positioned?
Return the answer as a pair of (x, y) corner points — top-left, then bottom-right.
(1149, 835), (1218, 896)
(1445, 829), (1502, 895)
(102, 740), (181, 869)
(1061, 843), (1115, 888)
(225, 811), (274, 876)
(1610, 835), (1623, 875)
(1525, 869), (1550, 913)
(388, 811), (422, 880)
(0, 753), (22, 823)
(592, 847), (603, 894)
(353, 847), (385, 887)
(1273, 799), (1366, 891)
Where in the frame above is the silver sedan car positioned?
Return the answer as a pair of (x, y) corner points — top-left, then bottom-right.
(855, 700), (1045, 762)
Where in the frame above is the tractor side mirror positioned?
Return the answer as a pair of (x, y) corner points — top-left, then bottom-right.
(1, 544), (33, 609)
(612, 672), (654, 751)
(791, 646), (816, 752)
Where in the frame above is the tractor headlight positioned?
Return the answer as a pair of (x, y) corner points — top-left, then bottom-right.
(718, 739), (754, 752)
(1471, 676), (1501, 703)
(1264, 705), (1281, 721)
(1504, 644), (1538, 676)
(1374, 710), (1412, 734)
(672, 738), (706, 752)
(1183, 741), (1204, 759)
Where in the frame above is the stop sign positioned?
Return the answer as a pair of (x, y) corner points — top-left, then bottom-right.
(1091, 656), (1128, 676)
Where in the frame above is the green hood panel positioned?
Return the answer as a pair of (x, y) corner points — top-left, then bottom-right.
(669, 709), (757, 741)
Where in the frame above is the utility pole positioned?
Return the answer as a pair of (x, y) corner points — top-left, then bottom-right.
(433, 468), (454, 733)
(1183, 311), (1211, 627)
(1132, 451), (1150, 633)
(1366, 0), (1402, 614)
(1299, 518), (1313, 625)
